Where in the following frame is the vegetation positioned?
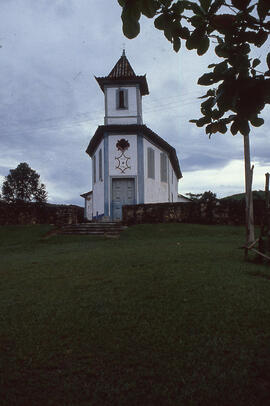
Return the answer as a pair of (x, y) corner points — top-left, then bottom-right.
(223, 190), (266, 200)
(1, 162), (47, 203)
(118, 0), (270, 246)
(1, 223), (270, 405)
(186, 190), (217, 201)
(118, 0), (270, 137)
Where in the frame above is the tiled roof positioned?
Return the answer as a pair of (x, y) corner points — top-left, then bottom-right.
(108, 50), (136, 78)
(86, 124), (182, 179)
(95, 51), (149, 96)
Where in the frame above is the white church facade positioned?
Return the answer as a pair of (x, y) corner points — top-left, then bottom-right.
(81, 51), (182, 221)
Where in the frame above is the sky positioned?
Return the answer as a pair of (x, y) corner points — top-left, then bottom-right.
(1, 0), (269, 206)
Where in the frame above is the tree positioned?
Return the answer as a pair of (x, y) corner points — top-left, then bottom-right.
(2, 162), (48, 203)
(186, 190), (217, 201)
(118, 0), (270, 247)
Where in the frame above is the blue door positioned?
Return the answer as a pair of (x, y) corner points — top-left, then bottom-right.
(112, 178), (135, 221)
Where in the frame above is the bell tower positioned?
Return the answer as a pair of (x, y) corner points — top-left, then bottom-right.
(95, 50), (149, 125)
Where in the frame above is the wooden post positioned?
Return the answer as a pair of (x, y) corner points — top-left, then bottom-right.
(265, 173), (270, 253)
(243, 134), (255, 259)
(265, 173), (269, 210)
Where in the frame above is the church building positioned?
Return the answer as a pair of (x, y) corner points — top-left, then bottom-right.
(81, 51), (182, 221)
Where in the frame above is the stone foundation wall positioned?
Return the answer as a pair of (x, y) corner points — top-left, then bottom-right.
(122, 200), (265, 226)
(0, 201), (84, 226)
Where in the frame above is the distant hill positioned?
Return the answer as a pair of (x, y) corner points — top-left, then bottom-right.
(222, 191), (266, 201)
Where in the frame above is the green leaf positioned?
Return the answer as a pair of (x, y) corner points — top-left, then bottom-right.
(252, 58), (261, 68)
(250, 116), (264, 127)
(197, 36), (210, 56)
(154, 14), (166, 30)
(215, 44), (231, 58)
(118, 0), (126, 6)
(190, 14), (205, 28)
(141, 0), (159, 18)
(160, 0), (172, 7)
(171, 1), (185, 14)
(201, 97), (215, 111)
(190, 2), (205, 15)
(173, 37), (181, 52)
(255, 30), (268, 47)
(122, 16), (141, 39)
(121, 1), (142, 38)
(198, 89), (216, 99)
(198, 72), (215, 85)
(178, 26), (190, 40)
(230, 120), (239, 135)
(186, 27), (205, 50)
(164, 25), (173, 41)
(218, 121), (227, 134)
(238, 118), (250, 136)
(240, 43), (250, 55)
(257, 0), (270, 21)
(214, 60), (228, 74)
(211, 109), (223, 120)
(196, 116), (211, 126)
(199, 0), (212, 12)
(209, 0), (223, 14)
(231, 0), (251, 10)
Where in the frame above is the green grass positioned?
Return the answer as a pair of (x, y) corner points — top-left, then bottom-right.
(1, 223), (270, 405)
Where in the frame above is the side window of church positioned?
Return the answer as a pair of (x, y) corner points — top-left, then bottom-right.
(116, 89), (128, 109)
(99, 149), (102, 181)
(160, 153), (167, 182)
(147, 147), (155, 179)
(93, 155), (96, 184)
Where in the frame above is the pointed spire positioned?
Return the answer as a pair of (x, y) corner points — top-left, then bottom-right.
(108, 51), (136, 79)
(95, 51), (149, 96)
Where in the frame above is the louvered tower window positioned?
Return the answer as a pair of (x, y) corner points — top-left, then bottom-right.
(117, 89), (128, 109)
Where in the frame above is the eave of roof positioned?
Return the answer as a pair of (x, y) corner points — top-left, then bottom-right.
(95, 51), (149, 96)
(80, 191), (92, 198)
(86, 124), (182, 179)
(95, 75), (149, 96)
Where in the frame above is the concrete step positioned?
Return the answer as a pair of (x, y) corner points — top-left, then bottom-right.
(59, 222), (127, 236)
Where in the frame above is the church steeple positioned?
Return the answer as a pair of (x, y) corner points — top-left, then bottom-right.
(108, 50), (136, 79)
(95, 51), (149, 125)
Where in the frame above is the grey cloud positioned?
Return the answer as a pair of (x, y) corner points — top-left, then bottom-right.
(0, 0), (269, 206)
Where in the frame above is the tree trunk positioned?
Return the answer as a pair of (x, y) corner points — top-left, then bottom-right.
(243, 134), (255, 259)
(265, 173), (270, 253)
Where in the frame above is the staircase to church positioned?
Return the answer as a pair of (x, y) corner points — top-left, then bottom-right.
(59, 222), (128, 236)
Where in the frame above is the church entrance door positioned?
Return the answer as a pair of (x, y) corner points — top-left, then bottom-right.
(112, 178), (135, 221)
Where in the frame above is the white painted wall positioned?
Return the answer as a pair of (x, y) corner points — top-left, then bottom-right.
(92, 140), (104, 217)
(105, 86), (140, 124)
(143, 138), (178, 204)
(170, 166), (178, 202)
(108, 134), (138, 176)
(85, 194), (93, 220)
(107, 117), (139, 125)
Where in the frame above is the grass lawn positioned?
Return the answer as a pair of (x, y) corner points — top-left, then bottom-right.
(0, 223), (270, 405)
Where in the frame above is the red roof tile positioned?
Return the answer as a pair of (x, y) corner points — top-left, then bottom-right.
(108, 50), (136, 78)
(95, 51), (149, 95)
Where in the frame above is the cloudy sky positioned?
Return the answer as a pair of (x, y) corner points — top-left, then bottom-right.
(1, 0), (269, 205)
